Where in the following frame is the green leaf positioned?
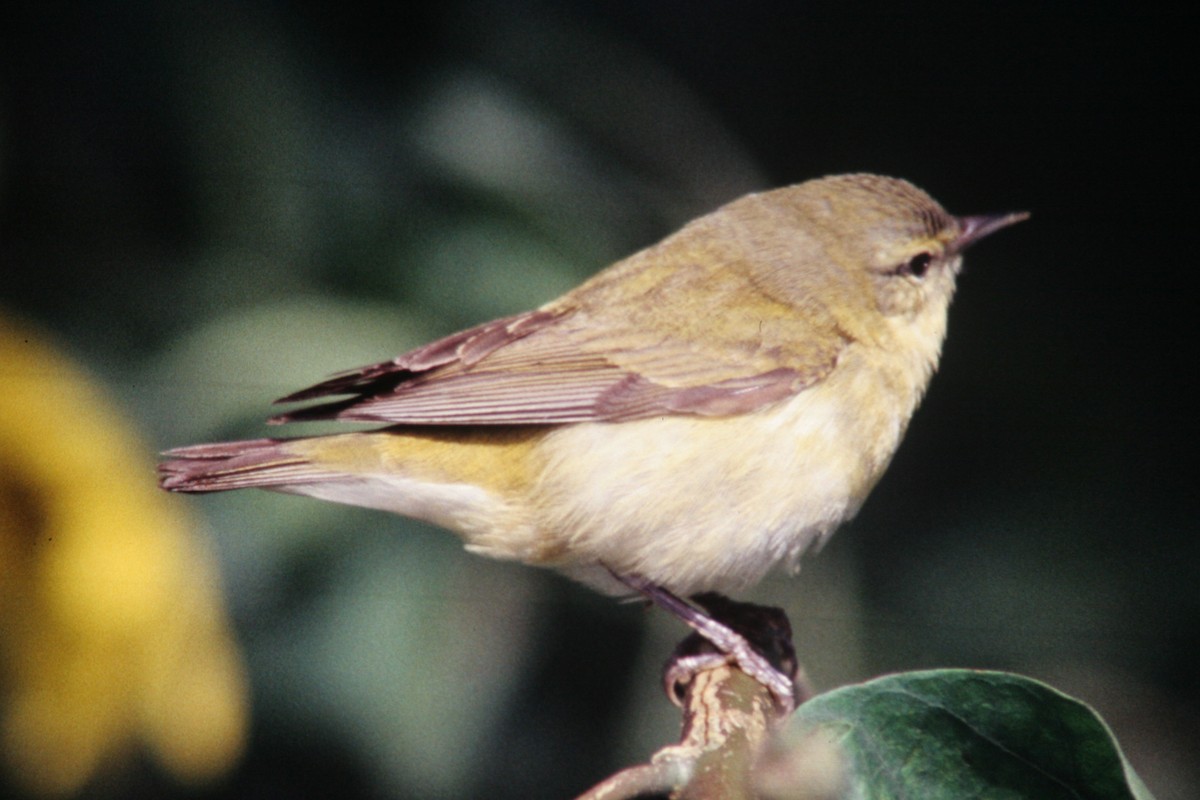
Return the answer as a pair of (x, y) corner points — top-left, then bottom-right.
(780, 670), (1153, 800)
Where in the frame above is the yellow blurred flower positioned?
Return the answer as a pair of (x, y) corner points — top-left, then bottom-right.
(0, 314), (248, 796)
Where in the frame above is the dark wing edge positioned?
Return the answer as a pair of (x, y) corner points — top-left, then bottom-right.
(594, 366), (815, 421)
(269, 308), (569, 423)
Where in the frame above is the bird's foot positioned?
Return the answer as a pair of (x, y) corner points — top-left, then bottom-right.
(610, 572), (803, 715)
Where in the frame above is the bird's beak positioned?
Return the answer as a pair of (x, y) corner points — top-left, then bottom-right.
(952, 211), (1030, 254)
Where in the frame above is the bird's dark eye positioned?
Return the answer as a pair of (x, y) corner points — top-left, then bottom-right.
(902, 251), (933, 278)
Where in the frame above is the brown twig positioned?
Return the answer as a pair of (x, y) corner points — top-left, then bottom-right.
(576, 662), (785, 799)
(575, 602), (800, 800)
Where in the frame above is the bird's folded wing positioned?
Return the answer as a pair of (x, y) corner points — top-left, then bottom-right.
(271, 300), (846, 426)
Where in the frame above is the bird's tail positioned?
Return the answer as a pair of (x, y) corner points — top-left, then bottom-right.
(159, 439), (339, 493)
(158, 432), (534, 550)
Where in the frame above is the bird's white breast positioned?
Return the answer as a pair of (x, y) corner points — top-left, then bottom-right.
(525, 345), (919, 595)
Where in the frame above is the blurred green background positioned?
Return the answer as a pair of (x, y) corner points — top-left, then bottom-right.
(1, 2), (1195, 798)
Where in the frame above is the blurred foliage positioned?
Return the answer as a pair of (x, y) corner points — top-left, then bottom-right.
(1, 1), (1196, 798)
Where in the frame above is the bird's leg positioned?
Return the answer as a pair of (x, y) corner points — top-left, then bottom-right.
(610, 571), (799, 715)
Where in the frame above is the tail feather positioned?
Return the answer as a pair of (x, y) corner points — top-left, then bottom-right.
(159, 438), (340, 493)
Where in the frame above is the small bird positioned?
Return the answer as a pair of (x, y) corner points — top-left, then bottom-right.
(160, 174), (1026, 707)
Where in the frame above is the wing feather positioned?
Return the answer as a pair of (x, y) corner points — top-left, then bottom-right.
(270, 256), (849, 426)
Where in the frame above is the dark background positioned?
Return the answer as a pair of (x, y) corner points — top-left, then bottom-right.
(2, 2), (1195, 798)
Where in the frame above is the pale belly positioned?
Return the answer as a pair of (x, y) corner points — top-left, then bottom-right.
(281, 348), (927, 597)
(500, 367), (911, 595)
